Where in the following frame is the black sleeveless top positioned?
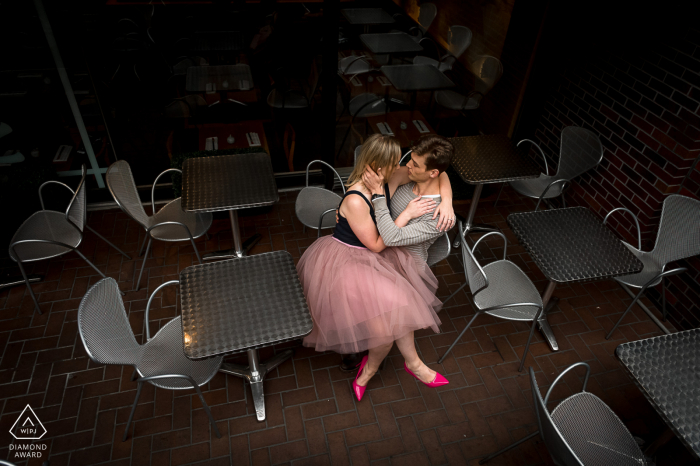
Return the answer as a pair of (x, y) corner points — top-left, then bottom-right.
(333, 184), (391, 248)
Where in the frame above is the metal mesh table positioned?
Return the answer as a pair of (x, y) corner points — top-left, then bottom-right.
(342, 8), (394, 25)
(188, 31), (244, 52)
(450, 135), (540, 238)
(182, 153), (278, 259)
(361, 32), (423, 55)
(380, 64), (455, 92)
(616, 329), (700, 459)
(186, 65), (254, 93)
(508, 207), (643, 351)
(180, 252), (313, 420)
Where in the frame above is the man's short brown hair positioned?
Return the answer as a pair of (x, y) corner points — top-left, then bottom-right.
(411, 135), (454, 173)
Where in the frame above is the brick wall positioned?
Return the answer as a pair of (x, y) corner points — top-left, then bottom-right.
(527, 19), (700, 330)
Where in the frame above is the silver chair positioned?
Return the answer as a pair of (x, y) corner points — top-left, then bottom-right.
(434, 55), (503, 112)
(605, 194), (700, 339)
(496, 126), (604, 209)
(9, 165), (131, 314)
(412, 3), (437, 41)
(267, 60), (321, 110)
(427, 232), (451, 267)
(106, 160), (212, 291)
(78, 278), (222, 442)
(338, 55), (374, 81)
(414, 26), (472, 72)
(480, 363), (651, 466)
(438, 225), (543, 371)
(295, 161), (345, 238)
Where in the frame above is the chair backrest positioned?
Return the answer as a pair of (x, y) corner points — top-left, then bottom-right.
(418, 3), (437, 32)
(472, 55), (503, 97)
(78, 278), (142, 367)
(447, 26), (472, 59)
(459, 225), (489, 296)
(354, 145), (361, 166)
(106, 160), (150, 229)
(530, 368), (584, 466)
(651, 194), (700, 265)
(427, 232), (450, 267)
(556, 126), (604, 181)
(65, 165), (87, 232)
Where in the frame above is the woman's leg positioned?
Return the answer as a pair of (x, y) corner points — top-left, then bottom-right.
(356, 342), (393, 387)
(395, 331), (437, 384)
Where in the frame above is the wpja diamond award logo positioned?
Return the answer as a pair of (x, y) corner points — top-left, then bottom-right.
(8, 405), (48, 460)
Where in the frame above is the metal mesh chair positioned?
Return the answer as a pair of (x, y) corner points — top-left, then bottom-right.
(427, 232), (451, 267)
(338, 55), (374, 80)
(413, 26), (472, 72)
(434, 55), (502, 112)
(106, 160), (213, 291)
(78, 278), (222, 442)
(438, 223), (543, 371)
(605, 195), (700, 339)
(480, 363), (651, 466)
(498, 127), (604, 208)
(296, 160), (346, 237)
(9, 165), (131, 314)
(413, 3), (437, 41)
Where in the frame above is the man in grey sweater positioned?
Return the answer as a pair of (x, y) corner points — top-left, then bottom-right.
(340, 134), (455, 372)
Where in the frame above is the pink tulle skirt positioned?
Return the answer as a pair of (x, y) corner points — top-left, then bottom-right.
(297, 236), (442, 354)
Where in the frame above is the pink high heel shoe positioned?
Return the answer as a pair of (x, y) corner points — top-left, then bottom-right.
(404, 363), (449, 387)
(352, 355), (370, 401)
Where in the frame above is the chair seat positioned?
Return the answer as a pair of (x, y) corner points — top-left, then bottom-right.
(614, 243), (664, 289)
(551, 392), (648, 466)
(9, 210), (82, 262)
(339, 56), (372, 75)
(295, 187), (342, 230)
(138, 316), (222, 390)
(149, 198), (212, 242)
(435, 90), (479, 110)
(427, 233), (449, 267)
(349, 93), (387, 118)
(509, 173), (564, 200)
(476, 260), (542, 320)
(267, 89), (310, 109)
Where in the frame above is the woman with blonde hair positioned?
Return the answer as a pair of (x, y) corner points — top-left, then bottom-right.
(297, 134), (450, 401)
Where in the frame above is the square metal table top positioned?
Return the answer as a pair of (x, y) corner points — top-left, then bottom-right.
(380, 64), (455, 92)
(342, 8), (394, 25)
(186, 65), (254, 93)
(507, 207), (644, 284)
(449, 135), (542, 184)
(181, 152), (278, 213)
(180, 251), (314, 360)
(616, 329), (700, 458)
(361, 32), (423, 54)
(188, 31), (244, 52)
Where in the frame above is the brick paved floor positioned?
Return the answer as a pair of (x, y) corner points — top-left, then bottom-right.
(0, 188), (696, 466)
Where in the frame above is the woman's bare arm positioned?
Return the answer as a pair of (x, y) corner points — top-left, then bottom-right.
(340, 195), (386, 253)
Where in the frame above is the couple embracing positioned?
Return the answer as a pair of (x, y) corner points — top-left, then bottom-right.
(297, 133), (457, 401)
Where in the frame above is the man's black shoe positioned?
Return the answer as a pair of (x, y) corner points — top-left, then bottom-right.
(339, 352), (364, 372)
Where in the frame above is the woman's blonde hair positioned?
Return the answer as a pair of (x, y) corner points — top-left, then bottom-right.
(346, 134), (401, 187)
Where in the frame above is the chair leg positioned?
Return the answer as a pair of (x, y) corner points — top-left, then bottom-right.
(519, 317), (539, 372)
(75, 250), (126, 296)
(438, 312), (479, 364)
(123, 382), (144, 441)
(442, 283), (467, 307)
(661, 278), (667, 322)
(606, 287), (645, 340)
(493, 183), (505, 208)
(193, 384), (222, 438)
(479, 431), (539, 464)
(17, 260), (42, 314)
(85, 225), (132, 260)
(190, 237), (203, 264)
(134, 239), (152, 292)
(138, 234), (147, 257)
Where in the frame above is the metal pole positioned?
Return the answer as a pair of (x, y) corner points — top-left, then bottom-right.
(34, 0), (106, 188)
(321, 0), (340, 189)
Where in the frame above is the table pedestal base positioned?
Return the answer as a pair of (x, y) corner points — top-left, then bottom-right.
(219, 348), (294, 421)
(538, 281), (560, 351)
(204, 210), (262, 260)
